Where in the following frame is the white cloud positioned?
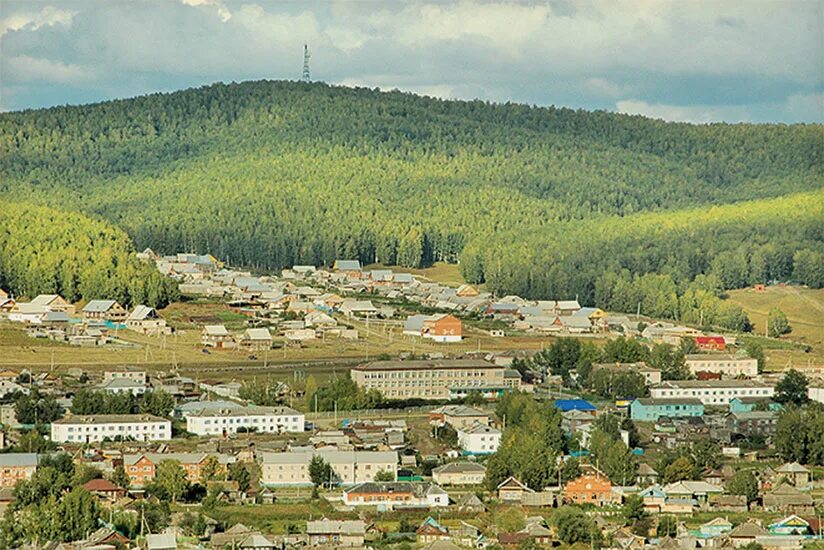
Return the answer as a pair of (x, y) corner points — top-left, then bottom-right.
(0, 6), (76, 36)
(180, 0), (231, 22)
(5, 55), (90, 84)
(615, 99), (755, 123)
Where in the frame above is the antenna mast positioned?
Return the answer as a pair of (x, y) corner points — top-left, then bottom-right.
(302, 44), (311, 82)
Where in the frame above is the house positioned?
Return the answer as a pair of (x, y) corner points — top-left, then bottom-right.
(768, 515), (811, 535)
(8, 303), (51, 323)
(304, 311), (337, 327)
(306, 519), (366, 547)
(761, 483), (815, 515)
(239, 533), (277, 549)
(556, 300), (581, 315)
(238, 328), (273, 350)
(340, 299), (379, 318)
(639, 485), (667, 513)
(146, 532), (177, 550)
(700, 517), (734, 537)
(200, 380), (242, 398)
(662, 481), (723, 507)
(456, 492), (486, 512)
(201, 325), (235, 349)
(30, 294), (75, 314)
(636, 463), (660, 486)
(82, 299), (128, 321)
(431, 462), (486, 486)
(417, 517), (450, 544)
(0, 453), (38, 486)
(421, 314), (462, 342)
(429, 405), (489, 431)
(98, 377), (147, 396)
(554, 399), (596, 413)
(564, 472), (618, 506)
(333, 260), (362, 273)
(342, 481), (449, 509)
(694, 336), (727, 351)
(710, 494), (748, 512)
(457, 424), (501, 455)
(126, 305), (169, 335)
(775, 463), (811, 488)
(82, 478), (126, 501)
(104, 369), (147, 385)
(456, 285), (479, 297)
(497, 476), (534, 503)
(727, 522), (770, 546)
(630, 398), (704, 421)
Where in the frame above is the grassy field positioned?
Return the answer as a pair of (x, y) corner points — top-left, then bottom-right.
(726, 285), (824, 370)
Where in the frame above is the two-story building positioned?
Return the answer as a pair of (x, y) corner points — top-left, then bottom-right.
(82, 300), (128, 322)
(186, 405), (304, 436)
(685, 354), (758, 378)
(564, 473), (618, 506)
(123, 452), (235, 486)
(457, 424), (501, 455)
(51, 414), (171, 443)
(650, 380), (774, 405)
(260, 450), (397, 486)
(630, 398), (704, 421)
(431, 462), (486, 486)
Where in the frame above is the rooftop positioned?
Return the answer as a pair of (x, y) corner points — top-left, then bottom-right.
(353, 359), (499, 372)
(53, 414), (169, 424)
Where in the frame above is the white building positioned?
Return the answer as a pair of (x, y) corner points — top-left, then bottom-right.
(103, 369), (147, 384)
(0, 379), (29, 398)
(342, 481), (449, 509)
(650, 380), (774, 405)
(260, 449), (397, 486)
(51, 414), (171, 443)
(809, 386), (824, 404)
(186, 405), (304, 436)
(685, 355), (758, 378)
(457, 424), (501, 455)
(98, 378), (147, 396)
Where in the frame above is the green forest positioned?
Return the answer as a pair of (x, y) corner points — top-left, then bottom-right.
(1, 80), (821, 303)
(0, 203), (178, 307)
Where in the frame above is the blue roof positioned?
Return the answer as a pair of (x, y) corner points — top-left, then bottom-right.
(554, 399), (596, 412)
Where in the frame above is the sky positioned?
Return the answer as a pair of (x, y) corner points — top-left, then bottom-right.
(1, 0), (822, 123)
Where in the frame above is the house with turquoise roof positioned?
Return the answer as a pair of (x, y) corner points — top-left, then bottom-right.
(728, 397), (783, 414)
(768, 515), (810, 535)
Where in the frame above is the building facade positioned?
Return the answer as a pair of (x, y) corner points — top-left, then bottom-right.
(350, 359), (514, 400)
(0, 453), (38, 487)
(650, 380), (774, 405)
(186, 405), (305, 436)
(630, 398), (705, 421)
(457, 424), (501, 454)
(51, 414), (171, 443)
(260, 450), (397, 486)
(564, 473), (618, 506)
(123, 452), (235, 486)
(685, 355), (758, 378)
(342, 481), (448, 508)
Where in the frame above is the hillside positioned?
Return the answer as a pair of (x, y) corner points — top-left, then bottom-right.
(1, 80), (822, 303)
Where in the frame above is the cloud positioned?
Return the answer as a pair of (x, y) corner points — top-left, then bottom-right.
(4, 55), (90, 84)
(615, 99), (754, 123)
(0, 0), (821, 122)
(0, 6), (76, 36)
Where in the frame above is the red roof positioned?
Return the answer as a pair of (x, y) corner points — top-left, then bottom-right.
(82, 478), (123, 492)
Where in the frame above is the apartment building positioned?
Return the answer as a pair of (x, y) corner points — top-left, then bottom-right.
(260, 449), (397, 486)
(685, 354), (758, 378)
(51, 414), (171, 443)
(0, 453), (38, 487)
(103, 369), (147, 385)
(123, 452), (235, 486)
(350, 359), (517, 400)
(186, 405), (304, 436)
(631, 398), (705, 421)
(650, 380), (774, 405)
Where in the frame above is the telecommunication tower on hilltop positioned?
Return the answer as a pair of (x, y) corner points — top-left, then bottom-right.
(302, 44), (311, 82)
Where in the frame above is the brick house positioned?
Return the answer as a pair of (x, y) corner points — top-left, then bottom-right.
(564, 472), (617, 506)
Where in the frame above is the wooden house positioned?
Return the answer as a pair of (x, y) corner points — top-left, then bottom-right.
(82, 300), (127, 321)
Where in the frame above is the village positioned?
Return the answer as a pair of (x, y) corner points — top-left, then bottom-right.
(0, 252), (822, 550)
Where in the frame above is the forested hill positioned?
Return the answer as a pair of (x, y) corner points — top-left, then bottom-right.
(1, 80), (822, 304)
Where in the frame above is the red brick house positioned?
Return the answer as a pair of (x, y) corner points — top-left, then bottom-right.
(695, 336), (726, 351)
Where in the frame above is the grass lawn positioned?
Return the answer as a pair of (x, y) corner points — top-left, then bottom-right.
(726, 285), (824, 369)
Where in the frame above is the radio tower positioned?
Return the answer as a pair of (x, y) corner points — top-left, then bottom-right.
(302, 44), (311, 82)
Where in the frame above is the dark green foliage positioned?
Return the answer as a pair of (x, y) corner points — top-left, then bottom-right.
(71, 388), (174, 418)
(14, 390), (64, 424)
(0, 202), (178, 307)
(227, 462), (251, 492)
(308, 376), (385, 412)
(774, 404), (824, 465)
(551, 507), (598, 545)
(774, 369), (809, 406)
(726, 470), (759, 503)
(768, 308), (791, 337)
(309, 455), (333, 488)
(0, 81), (820, 301)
